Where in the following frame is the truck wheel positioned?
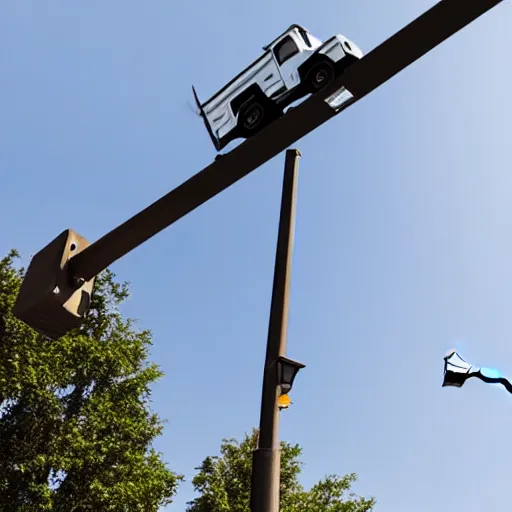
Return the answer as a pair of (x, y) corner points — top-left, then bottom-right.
(308, 62), (334, 92)
(239, 100), (267, 136)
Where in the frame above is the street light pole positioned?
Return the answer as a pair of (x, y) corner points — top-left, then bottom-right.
(250, 149), (301, 512)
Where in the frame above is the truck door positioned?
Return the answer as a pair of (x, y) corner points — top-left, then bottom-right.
(273, 33), (311, 90)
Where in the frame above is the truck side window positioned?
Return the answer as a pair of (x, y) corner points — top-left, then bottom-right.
(299, 28), (311, 47)
(274, 36), (299, 65)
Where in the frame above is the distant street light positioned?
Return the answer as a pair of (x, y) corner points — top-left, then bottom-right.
(443, 350), (512, 394)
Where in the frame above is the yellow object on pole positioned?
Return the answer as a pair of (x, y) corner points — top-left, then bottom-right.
(277, 394), (292, 410)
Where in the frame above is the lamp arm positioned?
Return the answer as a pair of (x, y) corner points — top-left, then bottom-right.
(473, 372), (512, 395)
(466, 370), (512, 394)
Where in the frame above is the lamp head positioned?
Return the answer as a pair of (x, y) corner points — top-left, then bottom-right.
(443, 350), (473, 388)
(276, 356), (305, 394)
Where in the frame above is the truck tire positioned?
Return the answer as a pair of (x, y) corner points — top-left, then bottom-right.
(239, 99), (267, 137)
(307, 61), (334, 92)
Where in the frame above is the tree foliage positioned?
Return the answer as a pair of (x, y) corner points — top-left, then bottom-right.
(186, 428), (375, 512)
(0, 250), (181, 511)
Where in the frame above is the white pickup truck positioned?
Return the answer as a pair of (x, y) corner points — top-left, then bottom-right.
(193, 24), (363, 151)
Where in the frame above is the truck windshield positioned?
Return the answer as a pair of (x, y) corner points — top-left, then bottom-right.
(274, 36), (299, 65)
(298, 28), (311, 47)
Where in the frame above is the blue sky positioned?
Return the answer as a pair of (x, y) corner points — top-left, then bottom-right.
(1, 1), (511, 510)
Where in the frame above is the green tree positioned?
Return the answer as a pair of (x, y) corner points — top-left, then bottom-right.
(186, 428), (375, 512)
(0, 250), (181, 511)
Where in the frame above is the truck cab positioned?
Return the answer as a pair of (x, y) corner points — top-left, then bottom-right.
(193, 24), (363, 151)
(266, 25), (324, 92)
